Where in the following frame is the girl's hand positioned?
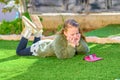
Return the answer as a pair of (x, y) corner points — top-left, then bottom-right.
(73, 33), (81, 46)
(67, 33), (81, 47)
(68, 36), (76, 47)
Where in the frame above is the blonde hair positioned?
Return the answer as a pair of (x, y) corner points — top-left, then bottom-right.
(59, 19), (86, 41)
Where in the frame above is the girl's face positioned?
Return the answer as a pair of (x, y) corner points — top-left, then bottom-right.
(64, 26), (80, 40)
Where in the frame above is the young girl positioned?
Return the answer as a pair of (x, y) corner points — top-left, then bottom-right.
(16, 16), (102, 61)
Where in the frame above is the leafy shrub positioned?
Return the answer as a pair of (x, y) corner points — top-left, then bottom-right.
(57, 24), (63, 32)
(0, 18), (22, 34)
(22, 12), (31, 21)
(22, 12), (43, 22)
(0, 11), (63, 35)
(43, 24), (63, 36)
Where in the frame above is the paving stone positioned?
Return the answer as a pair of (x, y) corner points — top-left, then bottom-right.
(0, 35), (120, 44)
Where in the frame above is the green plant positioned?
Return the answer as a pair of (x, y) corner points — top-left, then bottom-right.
(22, 12), (43, 22)
(22, 12), (31, 20)
(43, 28), (55, 36)
(0, 18), (22, 34)
(57, 24), (63, 32)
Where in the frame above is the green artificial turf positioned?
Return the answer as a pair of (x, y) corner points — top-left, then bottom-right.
(85, 24), (120, 37)
(0, 40), (120, 80)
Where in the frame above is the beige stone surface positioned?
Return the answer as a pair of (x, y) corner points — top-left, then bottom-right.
(38, 13), (120, 32)
(0, 35), (120, 44)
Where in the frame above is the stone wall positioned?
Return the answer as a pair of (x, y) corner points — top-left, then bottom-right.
(28, 0), (120, 13)
(38, 13), (120, 32)
(27, 0), (120, 33)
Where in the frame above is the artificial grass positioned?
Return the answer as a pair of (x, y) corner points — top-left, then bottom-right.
(0, 40), (120, 80)
(85, 24), (120, 37)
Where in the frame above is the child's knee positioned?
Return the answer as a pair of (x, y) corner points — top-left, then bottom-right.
(16, 50), (22, 56)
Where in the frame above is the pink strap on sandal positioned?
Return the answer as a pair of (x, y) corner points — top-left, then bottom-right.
(84, 54), (103, 62)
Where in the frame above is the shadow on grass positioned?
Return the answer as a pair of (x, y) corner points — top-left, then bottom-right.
(0, 40), (32, 50)
(0, 55), (19, 63)
(0, 40), (19, 50)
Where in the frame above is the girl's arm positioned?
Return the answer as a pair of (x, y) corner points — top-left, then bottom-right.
(53, 35), (76, 59)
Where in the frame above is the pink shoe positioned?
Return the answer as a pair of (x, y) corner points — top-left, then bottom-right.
(84, 54), (103, 62)
(84, 55), (95, 62)
(92, 54), (103, 61)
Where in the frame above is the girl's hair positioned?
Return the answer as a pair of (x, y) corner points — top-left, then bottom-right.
(59, 19), (86, 41)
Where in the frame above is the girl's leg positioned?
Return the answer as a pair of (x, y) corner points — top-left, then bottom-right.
(16, 15), (43, 56)
(16, 22), (32, 56)
(16, 37), (33, 56)
(16, 26), (42, 56)
(33, 37), (41, 43)
(16, 37), (41, 56)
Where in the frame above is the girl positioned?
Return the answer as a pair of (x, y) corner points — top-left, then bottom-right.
(16, 16), (102, 62)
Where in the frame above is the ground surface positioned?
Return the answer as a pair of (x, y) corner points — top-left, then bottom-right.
(0, 40), (120, 80)
(0, 35), (120, 44)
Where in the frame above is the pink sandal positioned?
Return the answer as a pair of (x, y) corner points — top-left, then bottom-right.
(84, 54), (103, 62)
